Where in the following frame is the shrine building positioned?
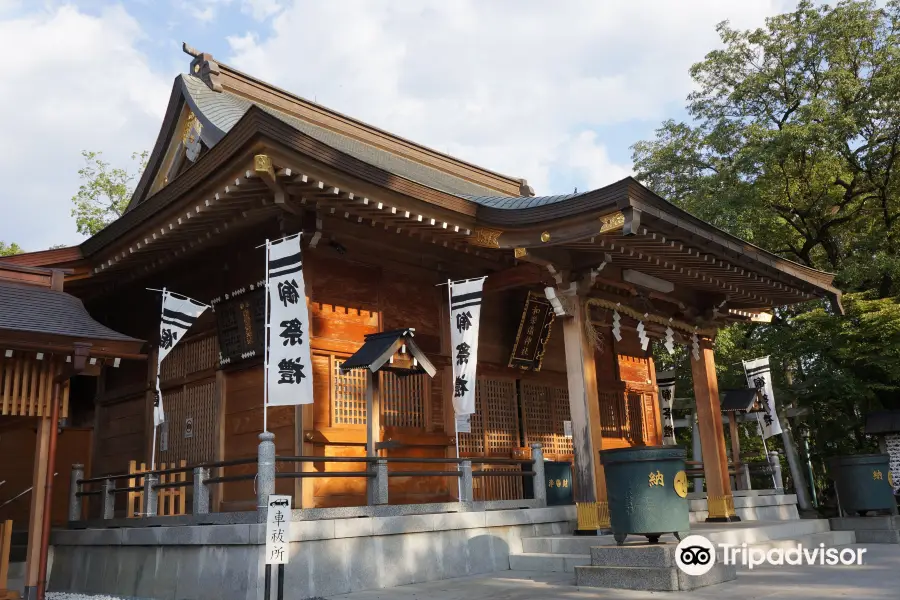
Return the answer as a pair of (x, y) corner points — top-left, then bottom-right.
(0, 45), (842, 599)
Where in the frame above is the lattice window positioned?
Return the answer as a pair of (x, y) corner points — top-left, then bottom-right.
(159, 334), (218, 382)
(157, 380), (217, 466)
(522, 382), (572, 456)
(333, 358), (367, 425)
(381, 371), (426, 428)
(482, 378), (519, 455)
(458, 382), (485, 455)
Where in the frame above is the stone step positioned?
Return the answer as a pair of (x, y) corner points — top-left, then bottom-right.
(508, 552), (590, 572)
(574, 561), (736, 591)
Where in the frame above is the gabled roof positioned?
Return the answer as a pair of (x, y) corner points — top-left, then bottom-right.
(0, 263), (144, 358)
(126, 47), (531, 214)
(340, 328), (436, 377)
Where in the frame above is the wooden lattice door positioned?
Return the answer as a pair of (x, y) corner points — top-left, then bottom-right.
(520, 382), (573, 458)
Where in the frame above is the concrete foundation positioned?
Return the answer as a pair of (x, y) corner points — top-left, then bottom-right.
(48, 506), (576, 600)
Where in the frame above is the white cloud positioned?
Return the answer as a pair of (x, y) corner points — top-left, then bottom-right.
(0, 5), (170, 250)
(242, 0), (283, 21)
(226, 0), (787, 194)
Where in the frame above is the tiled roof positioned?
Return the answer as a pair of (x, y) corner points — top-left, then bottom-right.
(0, 281), (142, 343)
(181, 75), (503, 198)
(459, 192), (585, 209)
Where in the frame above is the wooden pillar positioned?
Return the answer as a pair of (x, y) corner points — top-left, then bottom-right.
(690, 337), (739, 521)
(23, 416), (51, 598)
(365, 370), (381, 457)
(562, 295), (608, 531)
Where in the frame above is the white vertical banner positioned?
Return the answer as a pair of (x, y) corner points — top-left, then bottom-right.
(743, 357), (783, 439)
(155, 290), (208, 426)
(267, 234), (314, 407)
(656, 370), (677, 445)
(448, 277), (486, 415)
(265, 495), (292, 564)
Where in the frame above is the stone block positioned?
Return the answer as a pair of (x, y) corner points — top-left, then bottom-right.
(464, 528), (499, 575)
(575, 563), (735, 591)
(335, 516), (374, 538)
(282, 544), (314, 599)
(153, 547), (181, 600)
(343, 535), (379, 591)
(589, 543), (677, 568)
(830, 516), (898, 531)
(114, 547), (141, 597)
(203, 524), (251, 545)
(372, 514), (435, 536)
(289, 518), (335, 542)
(433, 511), (486, 531)
(677, 562), (737, 590)
(173, 546), (203, 600)
(521, 536), (551, 553)
(854, 529), (900, 544)
(306, 539), (352, 597)
(121, 527), (161, 545)
(133, 546), (162, 598)
(222, 546), (256, 600)
(438, 528), (468, 579)
(485, 510), (532, 527)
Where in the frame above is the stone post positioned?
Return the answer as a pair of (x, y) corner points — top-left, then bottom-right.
(769, 451), (784, 493)
(101, 477), (116, 520)
(368, 459), (389, 505)
(193, 466), (210, 515)
(739, 463), (752, 491)
(459, 460), (474, 503)
(143, 474), (159, 517)
(68, 463), (84, 522)
(257, 432), (276, 521)
(531, 443), (547, 507)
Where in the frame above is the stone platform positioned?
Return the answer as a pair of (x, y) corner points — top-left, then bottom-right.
(48, 505), (576, 600)
(830, 515), (900, 544)
(574, 542), (736, 591)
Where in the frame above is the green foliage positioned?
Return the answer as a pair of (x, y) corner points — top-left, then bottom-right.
(0, 241), (23, 256)
(71, 150), (148, 237)
(636, 1), (900, 499)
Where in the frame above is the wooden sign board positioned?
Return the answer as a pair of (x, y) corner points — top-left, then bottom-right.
(508, 292), (555, 371)
(265, 495), (292, 565)
(215, 288), (265, 365)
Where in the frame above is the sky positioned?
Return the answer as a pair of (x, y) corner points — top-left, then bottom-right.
(0, 0), (806, 251)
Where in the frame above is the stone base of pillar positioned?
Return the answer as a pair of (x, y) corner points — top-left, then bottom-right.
(575, 501), (611, 534)
(705, 494), (741, 522)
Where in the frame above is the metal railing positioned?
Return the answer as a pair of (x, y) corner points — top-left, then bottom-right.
(69, 435), (548, 522)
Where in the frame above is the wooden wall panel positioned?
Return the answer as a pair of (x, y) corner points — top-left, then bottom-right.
(0, 425), (92, 526)
(94, 394), (145, 477)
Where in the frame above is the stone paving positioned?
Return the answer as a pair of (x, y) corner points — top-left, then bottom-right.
(326, 543), (900, 600)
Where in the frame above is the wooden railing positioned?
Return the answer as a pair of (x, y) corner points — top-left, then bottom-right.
(127, 461), (187, 518)
(70, 444), (551, 521)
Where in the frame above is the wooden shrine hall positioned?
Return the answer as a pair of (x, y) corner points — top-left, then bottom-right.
(0, 263), (144, 600)
(3, 44), (842, 534)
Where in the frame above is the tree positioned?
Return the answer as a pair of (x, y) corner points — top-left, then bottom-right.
(634, 1), (900, 485)
(0, 241), (23, 256)
(71, 150), (148, 236)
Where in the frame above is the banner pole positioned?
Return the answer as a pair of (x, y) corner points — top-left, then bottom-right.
(150, 287), (166, 471)
(263, 241), (270, 433)
(447, 279), (463, 500)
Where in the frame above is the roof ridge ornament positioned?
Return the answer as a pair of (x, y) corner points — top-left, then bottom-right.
(183, 42), (223, 92)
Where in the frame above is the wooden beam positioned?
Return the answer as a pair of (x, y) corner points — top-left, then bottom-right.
(365, 370), (381, 457)
(23, 416), (51, 595)
(483, 263), (550, 294)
